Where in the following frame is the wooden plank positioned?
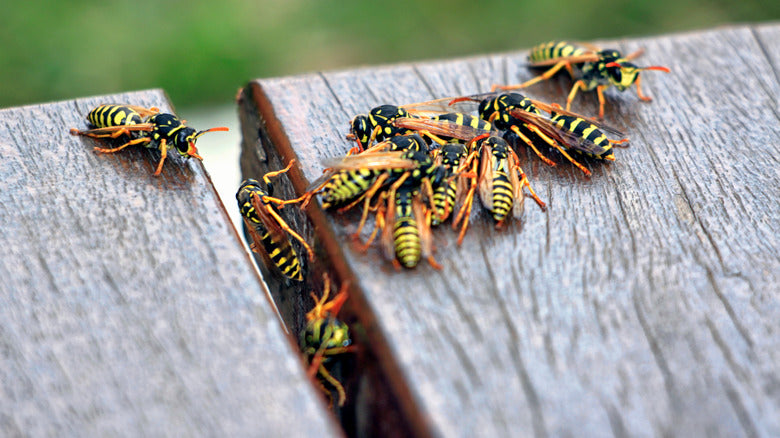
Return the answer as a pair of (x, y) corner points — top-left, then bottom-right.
(241, 24), (780, 437)
(0, 91), (341, 437)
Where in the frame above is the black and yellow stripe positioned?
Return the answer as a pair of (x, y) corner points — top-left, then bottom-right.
(237, 181), (304, 281)
(431, 143), (466, 226)
(430, 113), (492, 143)
(549, 113), (614, 160)
(392, 189), (421, 269)
(528, 41), (586, 64)
(320, 168), (381, 208)
(86, 105), (144, 129)
(258, 227), (303, 280)
(486, 141), (515, 222)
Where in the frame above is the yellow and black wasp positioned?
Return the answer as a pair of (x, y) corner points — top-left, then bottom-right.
(346, 104), (460, 153)
(430, 143), (469, 226)
(346, 105), (421, 152)
(410, 91), (630, 176)
(473, 92), (629, 176)
(369, 150), (446, 269)
(308, 147), (445, 269)
(236, 160), (314, 282)
(495, 41), (670, 119)
(70, 104), (229, 175)
(306, 134), (431, 211)
(301, 275), (355, 407)
(454, 135), (546, 245)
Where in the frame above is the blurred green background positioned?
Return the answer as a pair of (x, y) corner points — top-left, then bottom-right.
(1, 0), (777, 109)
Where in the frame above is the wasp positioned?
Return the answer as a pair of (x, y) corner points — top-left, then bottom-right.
(371, 156), (445, 269)
(310, 147), (445, 269)
(236, 160), (314, 282)
(70, 104), (229, 175)
(346, 105), (421, 152)
(307, 135), (429, 210)
(347, 104), (459, 153)
(301, 275), (355, 407)
(494, 41), (670, 119)
(453, 135), (546, 245)
(482, 93), (629, 176)
(430, 143), (469, 226)
(440, 92), (629, 176)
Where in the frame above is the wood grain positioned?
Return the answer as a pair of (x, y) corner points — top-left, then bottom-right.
(0, 91), (340, 437)
(241, 24), (780, 437)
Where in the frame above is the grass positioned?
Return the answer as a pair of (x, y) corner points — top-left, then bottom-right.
(1, 0), (777, 109)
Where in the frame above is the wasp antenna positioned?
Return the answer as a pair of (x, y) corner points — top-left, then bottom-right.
(448, 96), (479, 105)
(195, 126), (230, 138)
(643, 65), (671, 73)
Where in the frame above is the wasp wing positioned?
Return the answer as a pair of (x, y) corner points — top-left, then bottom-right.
(393, 117), (495, 143)
(530, 99), (627, 138)
(477, 144), (494, 212)
(248, 192), (297, 255)
(528, 53), (601, 67)
(506, 108), (613, 157)
(509, 164), (526, 219)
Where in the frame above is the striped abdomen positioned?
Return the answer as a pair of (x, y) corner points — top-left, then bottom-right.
(431, 143), (466, 225)
(86, 105), (144, 128)
(431, 180), (457, 226)
(528, 41), (586, 64)
(257, 226), (303, 281)
(320, 168), (380, 208)
(393, 190), (421, 268)
(431, 113), (492, 142)
(490, 167), (514, 223)
(237, 182), (303, 281)
(549, 114), (614, 159)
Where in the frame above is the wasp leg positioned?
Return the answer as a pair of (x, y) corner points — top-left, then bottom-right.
(92, 136), (151, 154)
(624, 48), (645, 61)
(355, 192), (388, 252)
(492, 60), (571, 91)
(152, 139), (168, 176)
(347, 173), (393, 243)
(565, 80), (587, 113)
(634, 74), (653, 102)
(520, 123), (592, 177)
(453, 158), (479, 246)
(508, 125), (557, 167)
(318, 364), (347, 407)
(511, 152), (546, 211)
(596, 84), (608, 119)
(414, 130), (448, 146)
(262, 204), (315, 261)
(70, 123), (153, 140)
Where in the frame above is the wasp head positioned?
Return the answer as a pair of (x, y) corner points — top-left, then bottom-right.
(176, 125), (230, 160)
(606, 61), (670, 91)
(348, 114), (369, 146)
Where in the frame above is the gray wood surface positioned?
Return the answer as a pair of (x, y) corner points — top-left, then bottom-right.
(0, 91), (340, 437)
(241, 24), (780, 437)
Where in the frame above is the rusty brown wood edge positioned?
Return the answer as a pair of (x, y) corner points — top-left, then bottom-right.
(245, 81), (433, 438)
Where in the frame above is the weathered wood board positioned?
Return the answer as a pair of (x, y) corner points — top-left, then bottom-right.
(0, 91), (340, 437)
(241, 24), (780, 437)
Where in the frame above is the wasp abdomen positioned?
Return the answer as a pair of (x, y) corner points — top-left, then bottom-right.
(86, 105), (144, 128)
